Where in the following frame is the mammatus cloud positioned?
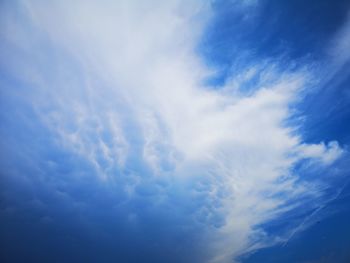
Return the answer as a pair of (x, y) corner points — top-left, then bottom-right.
(0, 1), (346, 262)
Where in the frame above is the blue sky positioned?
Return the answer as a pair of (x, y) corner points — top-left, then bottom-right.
(0, 1), (350, 263)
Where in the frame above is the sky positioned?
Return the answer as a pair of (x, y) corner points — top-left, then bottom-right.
(0, 1), (350, 263)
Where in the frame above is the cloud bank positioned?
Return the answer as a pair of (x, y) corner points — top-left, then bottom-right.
(0, 1), (346, 262)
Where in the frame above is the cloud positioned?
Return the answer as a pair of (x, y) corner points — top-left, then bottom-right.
(0, 1), (345, 262)
(329, 12), (350, 67)
(298, 141), (343, 165)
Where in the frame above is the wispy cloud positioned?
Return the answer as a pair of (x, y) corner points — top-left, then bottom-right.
(0, 1), (346, 262)
(329, 12), (350, 67)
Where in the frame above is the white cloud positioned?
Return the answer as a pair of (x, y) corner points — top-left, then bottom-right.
(1, 1), (344, 262)
(298, 141), (343, 165)
(329, 12), (350, 67)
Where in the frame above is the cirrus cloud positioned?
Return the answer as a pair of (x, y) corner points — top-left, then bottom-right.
(0, 1), (346, 262)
